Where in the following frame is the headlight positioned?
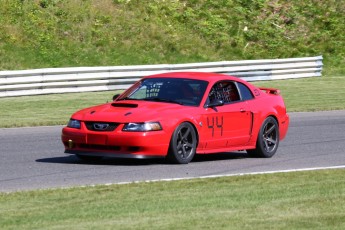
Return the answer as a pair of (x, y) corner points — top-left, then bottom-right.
(122, 122), (162, 132)
(67, 119), (81, 129)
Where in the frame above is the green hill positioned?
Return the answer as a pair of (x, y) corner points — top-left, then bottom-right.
(0, 0), (344, 75)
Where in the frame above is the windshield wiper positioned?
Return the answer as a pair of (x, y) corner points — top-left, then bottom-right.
(117, 97), (140, 101)
(144, 97), (183, 105)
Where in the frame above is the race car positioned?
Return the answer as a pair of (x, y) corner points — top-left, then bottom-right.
(62, 72), (289, 164)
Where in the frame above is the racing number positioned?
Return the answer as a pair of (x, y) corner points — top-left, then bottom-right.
(207, 116), (223, 137)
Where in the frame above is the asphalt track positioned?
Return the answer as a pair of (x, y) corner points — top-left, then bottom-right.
(1, 110), (345, 192)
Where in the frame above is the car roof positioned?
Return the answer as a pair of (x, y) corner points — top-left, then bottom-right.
(143, 71), (246, 85)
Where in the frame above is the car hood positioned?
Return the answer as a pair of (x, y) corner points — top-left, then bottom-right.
(71, 100), (196, 123)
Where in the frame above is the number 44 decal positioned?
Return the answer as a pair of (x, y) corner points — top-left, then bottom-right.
(207, 116), (223, 137)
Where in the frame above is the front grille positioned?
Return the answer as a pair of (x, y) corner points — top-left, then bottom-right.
(85, 122), (119, 131)
(79, 144), (121, 151)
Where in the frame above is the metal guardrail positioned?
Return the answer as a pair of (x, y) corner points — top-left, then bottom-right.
(0, 56), (323, 97)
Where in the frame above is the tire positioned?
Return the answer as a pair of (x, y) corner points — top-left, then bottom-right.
(76, 154), (103, 162)
(247, 116), (279, 158)
(167, 122), (197, 164)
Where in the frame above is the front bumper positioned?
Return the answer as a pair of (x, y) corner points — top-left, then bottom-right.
(61, 126), (170, 157)
(65, 149), (163, 159)
(279, 113), (289, 140)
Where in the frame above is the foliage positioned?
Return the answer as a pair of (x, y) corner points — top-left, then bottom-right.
(0, 0), (344, 74)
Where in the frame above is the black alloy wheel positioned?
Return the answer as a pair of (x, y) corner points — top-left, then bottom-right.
(167, 122), (197, 164)
(247, 116), (279, 158)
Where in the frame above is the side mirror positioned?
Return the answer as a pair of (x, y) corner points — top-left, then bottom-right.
(113, 94), (120, 101)
(205, 99), (224, 108)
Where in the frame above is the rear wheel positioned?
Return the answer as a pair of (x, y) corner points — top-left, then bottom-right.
(167, 122), (197, 164)
(247, 117), (279, 158)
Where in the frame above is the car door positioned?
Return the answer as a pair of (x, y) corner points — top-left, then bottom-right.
(221, 100), (252, 146)
(201, 81), (252, 150)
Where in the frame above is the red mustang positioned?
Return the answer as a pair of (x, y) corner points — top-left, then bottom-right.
(62, 72), (289, 164)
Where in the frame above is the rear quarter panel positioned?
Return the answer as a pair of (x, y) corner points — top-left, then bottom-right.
(248, 91), (289, 146)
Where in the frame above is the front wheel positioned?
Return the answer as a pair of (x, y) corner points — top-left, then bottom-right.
(247, 117), (279, 158)
(167, 122), (197, 164)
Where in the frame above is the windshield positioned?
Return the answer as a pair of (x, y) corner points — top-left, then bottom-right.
(118, 78), (208, 106)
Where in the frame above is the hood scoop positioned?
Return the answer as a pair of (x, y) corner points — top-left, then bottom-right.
(111, 102), (138, 108)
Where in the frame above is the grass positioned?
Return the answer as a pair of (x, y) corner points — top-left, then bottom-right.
(0, 0), (344, 74)
(0, 91), (120, 128)
(0, 1), (344, 229)
(252, 74), (345, 112)
(0, 169), (344, 229)
(0, 74), (344, 128)
(1, 0), (345, 128)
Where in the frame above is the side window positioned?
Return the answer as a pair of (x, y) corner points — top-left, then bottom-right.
(237, 82), (254, 101)
(208, 81), (240, 104)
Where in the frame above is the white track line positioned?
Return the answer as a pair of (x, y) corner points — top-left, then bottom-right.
(108, 165), (345, 186)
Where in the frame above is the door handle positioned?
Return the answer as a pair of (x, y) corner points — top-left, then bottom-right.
(240, 108), (246, 113)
